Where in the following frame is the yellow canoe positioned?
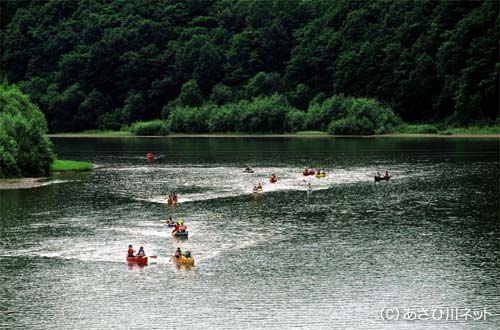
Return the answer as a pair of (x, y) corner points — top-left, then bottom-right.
(171, 256), (194, 265)
(315, 173), (326, 178)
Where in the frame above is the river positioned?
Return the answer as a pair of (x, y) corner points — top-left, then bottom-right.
(1, 136), (498, 329)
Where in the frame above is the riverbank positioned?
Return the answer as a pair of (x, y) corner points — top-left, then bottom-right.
(49, 131), (500, 138)
(0, 160), (93, 190)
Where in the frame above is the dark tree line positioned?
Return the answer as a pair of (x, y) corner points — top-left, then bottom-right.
(1, 0), (498, 132)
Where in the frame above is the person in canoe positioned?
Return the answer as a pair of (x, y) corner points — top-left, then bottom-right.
(128, 245), (135, 257)
(375, 172), (381, 178)
(269, 173), (278, 183)
(173, 221), (180, 233)
(244, 166), (254, 173)
(178, 221), (187, 232)
(166, 216), (173, 225)
(147, 152), (154, 161)
(137, 246), (146, 257)
(183, 249), (192, 258)
(174, 246), (182, 258)
(384, 170), (390, 179)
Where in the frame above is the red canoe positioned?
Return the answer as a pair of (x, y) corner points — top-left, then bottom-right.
(126, 256), (148, 264)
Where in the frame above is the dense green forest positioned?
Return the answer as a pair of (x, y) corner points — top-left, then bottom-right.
(0, 82), (54, 178)
(1, 0), (498, 134)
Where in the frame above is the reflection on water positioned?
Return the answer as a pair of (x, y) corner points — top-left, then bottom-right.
(0, 137), (498, 329)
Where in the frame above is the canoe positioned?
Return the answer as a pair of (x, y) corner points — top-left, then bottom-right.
(243, 170), (254, 174)
(171, 256), (194, 265)
(165, 223), (176, 227)
(374, 176), (391, 182)
(253, 188), (263, 193)
(172, 230), (188, 238)
(315, 173), (326, 178)
(126, 256), (148, 264)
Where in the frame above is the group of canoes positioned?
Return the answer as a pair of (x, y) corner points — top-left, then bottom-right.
(245, 166), (328, 193)
(126, 195), (194, 266)
(126, 241), (194, 266)
(303, 168), (327, 178)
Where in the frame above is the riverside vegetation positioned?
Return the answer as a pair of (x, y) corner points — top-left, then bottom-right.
(1, 0), (498, 136)
(0, 83), (91, 178)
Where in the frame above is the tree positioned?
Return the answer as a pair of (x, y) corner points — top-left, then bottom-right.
(178, 80), (204, 107)
(0, 82), (54, 178)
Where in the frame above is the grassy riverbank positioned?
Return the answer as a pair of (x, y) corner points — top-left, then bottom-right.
(51, 160), (93, 172)
(49, 127), (500, 138)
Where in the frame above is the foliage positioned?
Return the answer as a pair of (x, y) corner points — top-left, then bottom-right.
(1, 0), (497, 132)
(0, 82), (54, 178)
(327, 98), (401, 135)
(167, 105), (212, 133)
(130, 120), (169, 136)
(396, 124), (439, 134)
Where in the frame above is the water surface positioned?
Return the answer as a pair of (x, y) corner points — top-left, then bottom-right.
(1, 137), (498, 329)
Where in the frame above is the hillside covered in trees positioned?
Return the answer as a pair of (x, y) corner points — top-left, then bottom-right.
(1, 0), (498, 133)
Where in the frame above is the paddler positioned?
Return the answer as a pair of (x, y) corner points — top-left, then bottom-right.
(174, 246), (182, 258)
(178, 221), (186, 232)
(137, 246), (146, 257)
(183, 249), (191, 258)
(173, 221), (180, 233)
(127, 244), (135, 257)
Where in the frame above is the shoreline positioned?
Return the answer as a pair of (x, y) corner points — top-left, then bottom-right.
(0, 178), (69, 190)
(48, 133), (500, 138)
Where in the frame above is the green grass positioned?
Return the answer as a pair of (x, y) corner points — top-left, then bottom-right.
(51, 159), (93, 172)
(395, 124), (500, 135)
(439, 126), (500, 135)
(50, 130), (133, 137)
(294, 131), (328, 135)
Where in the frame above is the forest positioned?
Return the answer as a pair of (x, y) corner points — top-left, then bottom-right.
(1, 0), (498, 134)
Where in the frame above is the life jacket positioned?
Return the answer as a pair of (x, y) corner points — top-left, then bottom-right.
(175, 250), (181, 258)
(184, 251), (191, 258)
(179, 224), (186, 232)
(137, 249), (145, 257)
(128, 248), (134, 256)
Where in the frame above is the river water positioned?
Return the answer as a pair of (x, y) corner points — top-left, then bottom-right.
(0, 137), (498, 329)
